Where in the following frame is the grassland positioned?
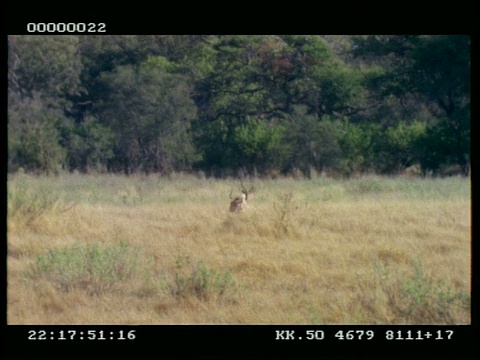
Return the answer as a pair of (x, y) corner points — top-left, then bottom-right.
(7, 172), (471, 324)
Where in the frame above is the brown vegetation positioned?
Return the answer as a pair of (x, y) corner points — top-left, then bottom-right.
(7, 173), (470, 324)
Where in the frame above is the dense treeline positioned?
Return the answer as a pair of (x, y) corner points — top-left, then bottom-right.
(8, 35), (470, 177)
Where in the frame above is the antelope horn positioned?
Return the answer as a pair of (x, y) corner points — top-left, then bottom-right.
(240, 180), (247, 192)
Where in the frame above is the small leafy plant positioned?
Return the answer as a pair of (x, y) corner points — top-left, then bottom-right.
(273, 191), (303, 235)
(165, 255), (236, 301)
(32, 241), (147, 295)
(374, 259), (470, 324)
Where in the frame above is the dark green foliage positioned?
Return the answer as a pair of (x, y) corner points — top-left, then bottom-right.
(63, 116), (115, 172)
(376, 121), (427, 174)
(8, 36), (84, 104)
(284, 109), (343, 177)
(417, 118), (470, 175)
(8, 94), (67, 174)
(338, 121), (382, 176)
(96, 59), (197, 174)
(350, 35), (470, 175)
(195, 116), (288, 176)
(7, 35), (470, 177)
(232, 117), (288, 174)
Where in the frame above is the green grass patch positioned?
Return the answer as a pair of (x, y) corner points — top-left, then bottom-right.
(31, 241), (150, 296)
(373, 259), (470, 324)
(163, 255), (237, 301)
(8, 173), (76, 227)
(7, 172), (470, 209)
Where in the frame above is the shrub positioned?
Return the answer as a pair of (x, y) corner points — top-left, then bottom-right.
(165, 255), (236, 301)
(8, 94), (67, 174)
(378, 121), (427, 174)
(374, 259), (470, 324)
(31, 241), (148, 296)
(273, 191), (303, 236)
(338, 121), (381, 176)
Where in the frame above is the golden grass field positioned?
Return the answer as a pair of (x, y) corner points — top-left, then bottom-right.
(7, 173), (471, 324)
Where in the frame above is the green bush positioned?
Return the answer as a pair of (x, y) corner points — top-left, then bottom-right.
(285, 112), (343, 177)
(233, 117), (289, 174)
(165, 255), (236, 301)
(401, 260), (469, 321)
(338, 121), (382, 176)
(379, 121), (427, 174)
(374, 259), (470, 324)
(8, 95), (67, 174)
(32, 241), (148, 295)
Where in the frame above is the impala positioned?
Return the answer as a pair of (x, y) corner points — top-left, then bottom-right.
(229, 181), (255, 213)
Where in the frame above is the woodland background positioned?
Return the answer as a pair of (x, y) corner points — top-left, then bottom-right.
(7, 35), (470, 177)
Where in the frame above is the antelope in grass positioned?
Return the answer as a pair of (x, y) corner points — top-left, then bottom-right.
(229, 181), (255, 213)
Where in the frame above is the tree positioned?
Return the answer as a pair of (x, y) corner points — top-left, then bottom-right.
(10, 34), (468, 177)
(192, 35), (278, 175)
(232, 117), (288, 175)
(97, 58), (197, 174)
(8, 94), (66, 173)
(351, 35), (470, 175)
(62, 116), (114, 172)
(8, 35), (84, 108)
(409, 36), (470, 174)
(193, 35), (364, 176)
(8, 36), (84, 173)
(284, 107), (342, 177)
(337, 120), (382, 176)
(376, 121), (427, 174)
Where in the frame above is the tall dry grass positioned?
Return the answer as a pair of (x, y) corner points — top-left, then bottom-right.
(7, 172), (471, 324)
